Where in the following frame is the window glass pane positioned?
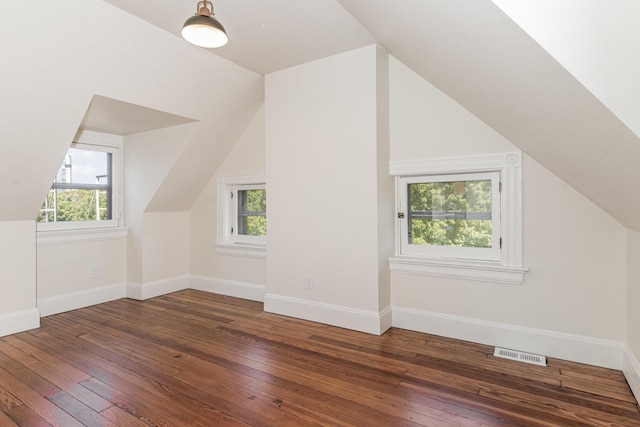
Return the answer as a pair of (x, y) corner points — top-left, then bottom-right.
(56, 148), (109, 185)
(238, 189), (267, 236)
(37, 189), (110, 222)
(408, 180), (492, 248)
(37, 146), (113, 223)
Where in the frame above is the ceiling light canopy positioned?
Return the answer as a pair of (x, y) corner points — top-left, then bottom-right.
(181, 1), (228, 48)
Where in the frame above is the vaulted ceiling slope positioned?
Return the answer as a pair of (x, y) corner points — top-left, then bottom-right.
(0, 1), (262, 220)
(340, 0), (640, 231)
(104, 0), (640, 231)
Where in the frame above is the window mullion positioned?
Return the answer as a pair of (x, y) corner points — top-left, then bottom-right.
(106, 152), (113, 220)
(51, 183), (109, 191)
(237, 189), (248, 236)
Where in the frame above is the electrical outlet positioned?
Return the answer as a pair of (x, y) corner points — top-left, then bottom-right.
(90, 266), (100, 279)
(304, 275), (313, 290)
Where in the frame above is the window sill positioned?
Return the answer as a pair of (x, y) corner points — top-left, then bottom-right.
(389, 256), (527, 285)
(215, 243), (266, 259)
(37, 227), (128, 246)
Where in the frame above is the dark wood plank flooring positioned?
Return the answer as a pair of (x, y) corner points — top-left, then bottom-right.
(0, 290), (638, 426)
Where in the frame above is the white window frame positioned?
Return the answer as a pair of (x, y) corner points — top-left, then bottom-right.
(389, 152), (527, 284)
(216, 174), (266, 258)
(36, 130), (123, 234)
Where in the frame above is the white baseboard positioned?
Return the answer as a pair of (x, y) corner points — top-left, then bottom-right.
(127, 275), (189, 300)
(38, 283), (126, 317)
(623, 345), (640, 403)
(380, 306), (393, 334)
(189, 275), (266, 302)
(27, 275), (635, 381)
(264, 293), (391, 336)
(0, 308), (40, 337)
(392, 306), (624, 370)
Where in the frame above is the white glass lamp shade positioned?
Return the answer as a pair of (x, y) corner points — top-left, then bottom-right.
(182, 14), (228, 48)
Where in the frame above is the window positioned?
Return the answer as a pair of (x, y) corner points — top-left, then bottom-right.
(217, 175), (267, 257)
(399, 172), (500, 261)
(37, 131), (122, 232)
(389, 152), (526, 284)
(233, 185), (267, 243)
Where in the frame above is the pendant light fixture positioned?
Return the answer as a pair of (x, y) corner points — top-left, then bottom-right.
(181, 1), (228, 48)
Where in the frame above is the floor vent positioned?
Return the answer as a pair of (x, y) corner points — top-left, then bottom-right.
(493, 347), (547, 366)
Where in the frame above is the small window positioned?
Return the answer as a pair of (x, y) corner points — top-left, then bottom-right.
(37, 132), (122, 231)
(234, 185), (267, 243)
(399, 172), (500, 261)
(218, 175), (267, 251)
(389, 152), (526, 284)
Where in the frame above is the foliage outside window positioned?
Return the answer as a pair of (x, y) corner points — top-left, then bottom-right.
(236, 187), (267, 239)
(399, 172), (500, 261)
(408, 178), (493, 247)
(37, 132), (122, 232)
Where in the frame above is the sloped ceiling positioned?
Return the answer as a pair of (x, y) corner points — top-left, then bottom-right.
(102, 0), (640, 231)
(80, 95), (196, 136)
(339, 0), (640, 231)
(0, 1), (263, 220)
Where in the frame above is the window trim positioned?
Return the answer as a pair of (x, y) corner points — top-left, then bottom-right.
(216, 174), (266, 258)
(389, 152), (527, 284)
(36, 130), (123, 233)
(36, 227), (129, 246)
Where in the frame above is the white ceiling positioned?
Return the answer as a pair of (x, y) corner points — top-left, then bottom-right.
(93, 0), (377, 135)
(103, 0), (376, 75)
(99, 0), (640, 231)
(80, 95), (195, 135)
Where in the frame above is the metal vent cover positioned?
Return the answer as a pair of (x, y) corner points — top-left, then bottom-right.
(493, 347), (547, 366)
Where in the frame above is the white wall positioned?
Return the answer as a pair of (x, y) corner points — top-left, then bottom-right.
(35, 123), (196, 312)
(189, 106), (267, 297)
(0, 1), (262, 221)
(375, 49), (394, 312)
(0, 222), (35, 313)
(389, 57), (627, 368)
(0, 221), (38, 335)
(37, 238), (126, 299)
(143, 212), (189, 284)
(0, 0), (262, 326)
(390, 58), (515, 159)
(36, 123), (196, 314)
(0, 0), (634, 390)
(124, 124), (195, 285)
(36, 236), (127, 316)
(626, 230), (640, 398)
(264, 45), (392, 334)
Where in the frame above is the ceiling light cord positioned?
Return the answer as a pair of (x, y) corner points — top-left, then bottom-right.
(196, 1), (213, 17)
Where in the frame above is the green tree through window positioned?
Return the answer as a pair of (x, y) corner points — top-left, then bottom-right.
(38, 189), (109, 223)
(408, 179), (492, 248)
(37, 144), (115, 226)
(238, 189), (267, 237)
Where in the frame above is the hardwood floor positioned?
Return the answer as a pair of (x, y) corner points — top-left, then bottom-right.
(0, 290), (638, 426)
